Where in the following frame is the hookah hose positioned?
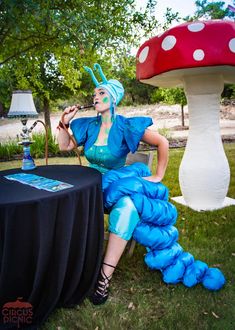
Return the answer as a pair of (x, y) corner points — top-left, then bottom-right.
(28, 120), (49, 165)
(60, 104), (94, 165)
(26, 104), (93, 166)
(37, 120), (48, 165)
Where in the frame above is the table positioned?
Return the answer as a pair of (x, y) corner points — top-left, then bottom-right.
(0, 165), (104, 329)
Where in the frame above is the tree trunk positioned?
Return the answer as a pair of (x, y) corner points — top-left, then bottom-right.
(130, 92), (135, 103)
(181, 103), (185, 127)
(0, 101), (4, 117)
(43, 97), (51, 132)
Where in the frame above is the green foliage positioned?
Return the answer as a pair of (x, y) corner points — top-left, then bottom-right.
(0, 0), (157, 65)
(223, 84), (235, 99)
(160, 7), (181, 31)
(30, 132), (61, 158)
(0, 132), (65, 161)
(1, 0), (234, 121)
(164, 88), (187, 106)
(195, 0), (227, 19)
(0, 140), (22, 161)
(150, 88), (187, 106)
(0, 0), (161, 119)
(184, 0), (235, 20)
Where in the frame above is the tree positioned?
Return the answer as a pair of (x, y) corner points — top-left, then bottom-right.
(158, 88), (187, 127)
(0, 0), (159, 66)
(184, 0), (235, 20)
(0, 0), (159, 127)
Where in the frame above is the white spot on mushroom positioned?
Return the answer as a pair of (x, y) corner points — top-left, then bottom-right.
(161, 35), (177, 51)
(188, 22), (205, 32)
(229, 38), (235, 53)
(193, 49), (205, 61)
(138, 46), (149, 63)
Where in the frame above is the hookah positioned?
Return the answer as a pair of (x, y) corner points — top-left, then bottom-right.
(7, 90), (39, 170)
(19, 118), (48, 170)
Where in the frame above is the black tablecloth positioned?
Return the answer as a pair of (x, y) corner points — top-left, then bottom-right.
(0, 165), (104, 329)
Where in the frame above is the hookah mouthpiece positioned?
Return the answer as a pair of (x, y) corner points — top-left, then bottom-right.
(78, 104), (94, 110)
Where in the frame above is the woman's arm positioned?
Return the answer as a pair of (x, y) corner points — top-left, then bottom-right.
(141, 129), (169, 182)
(57, 106), (79, 151)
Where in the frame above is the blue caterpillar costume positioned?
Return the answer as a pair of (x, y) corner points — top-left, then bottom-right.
(71, 63), (225, 292)
(102, 163), (225, 291)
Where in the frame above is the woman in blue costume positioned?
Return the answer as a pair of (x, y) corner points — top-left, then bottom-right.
(57, 64), (225, 305)
(57, 63), (169, 304)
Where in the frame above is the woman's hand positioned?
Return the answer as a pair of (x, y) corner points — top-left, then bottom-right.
(62, 105), (80, 124)
(142, 175), (162, 183)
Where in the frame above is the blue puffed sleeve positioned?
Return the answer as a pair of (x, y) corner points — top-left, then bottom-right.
(70, 117), (99, 147)
(123, 117), (153, 153)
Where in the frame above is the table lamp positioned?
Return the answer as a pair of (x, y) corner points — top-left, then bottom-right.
(8, 90), (39, 170)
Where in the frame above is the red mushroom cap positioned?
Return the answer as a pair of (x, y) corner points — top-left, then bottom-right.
(136, 20), (235, 87)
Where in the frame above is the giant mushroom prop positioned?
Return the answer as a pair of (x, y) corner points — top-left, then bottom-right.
(136, 20), (235, 211)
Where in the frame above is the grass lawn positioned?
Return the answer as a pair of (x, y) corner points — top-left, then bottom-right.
(1, 144), (235, 330)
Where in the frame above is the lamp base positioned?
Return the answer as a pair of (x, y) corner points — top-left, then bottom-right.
(20, 143), (36, 171)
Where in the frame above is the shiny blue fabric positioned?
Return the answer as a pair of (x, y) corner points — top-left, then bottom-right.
(85, 145), (126, 174)
(84, 145), (139, 239)
(102, 163), (226, 291)
(70, 115), (153, 157)
(109, 196), (140, 240)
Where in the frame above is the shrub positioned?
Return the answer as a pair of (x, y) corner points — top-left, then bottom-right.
(0, 133), (73, 161)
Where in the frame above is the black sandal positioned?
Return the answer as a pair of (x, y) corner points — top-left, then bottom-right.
(90, 261), (116, 305)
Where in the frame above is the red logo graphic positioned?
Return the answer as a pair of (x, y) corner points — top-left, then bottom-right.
(1, 297), (33, 328)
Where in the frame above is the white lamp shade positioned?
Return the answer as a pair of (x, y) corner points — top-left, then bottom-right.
(8, 90), (38, 117)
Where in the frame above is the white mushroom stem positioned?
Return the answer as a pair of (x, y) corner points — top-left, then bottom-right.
(179, 74), (230, 210)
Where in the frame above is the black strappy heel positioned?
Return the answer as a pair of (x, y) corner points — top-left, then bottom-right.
(90, 261), (116, 305)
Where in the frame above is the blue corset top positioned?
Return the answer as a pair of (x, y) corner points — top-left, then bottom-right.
(84, 145), (126, 174)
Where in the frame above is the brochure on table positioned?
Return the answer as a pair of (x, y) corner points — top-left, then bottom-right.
(4, 173), (74, 192)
